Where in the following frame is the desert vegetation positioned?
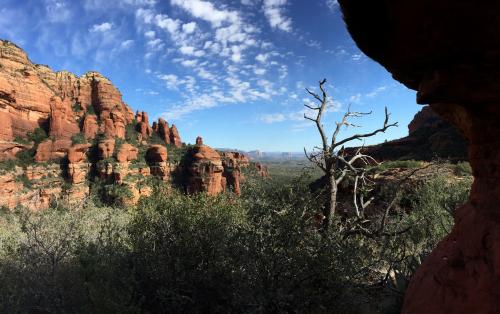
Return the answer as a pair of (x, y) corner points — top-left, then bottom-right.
(0, 159), (472, 313)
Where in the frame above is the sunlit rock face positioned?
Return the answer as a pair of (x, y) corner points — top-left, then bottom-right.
(186, 137), (225, 196)
(339, 1), (500, 313)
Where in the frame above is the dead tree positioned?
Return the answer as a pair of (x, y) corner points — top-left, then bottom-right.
(303, 79), (398, 230)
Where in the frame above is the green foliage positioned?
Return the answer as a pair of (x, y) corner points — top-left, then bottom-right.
(72, 102), (82, 112)
(125, 121), (138, 145)
(86, 105), (96, 115)
(27, 128), (48, 145)
(0, 164), (472, 313)
(0, 159), (16, 172)
(377, 159), (423, 170)
(454, 161), (472, 176)
(15, 149), (36, 167)
(71, 133), (87, 145)
(167, 144), (191, 164)
(13, 136), (30, 145)
(16, 174), (32, 189)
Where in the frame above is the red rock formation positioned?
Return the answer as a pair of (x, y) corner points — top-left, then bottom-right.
(48, 97), (79, 140)
(222, 157), (241, 195)
(67, 144), (91, 185)
(338, 1), (500, 312)
(157, 118), (171, 144)
(67, 144), (90, 163)
(254, 162), (269, 178)
(0, 142), (30, 160)
(146, 145), (167, 163)
(0, 39), (193, 209)
(186, 138), (224, 195)
(35, 139), (72, 162)
(0, 41), (51, 142)
(116, 143), (138, 163)
(170, 124), (182, 148)
(98, 139), (115, 159)
(146, 145), (169, 180)
(82, 114), (99, 140)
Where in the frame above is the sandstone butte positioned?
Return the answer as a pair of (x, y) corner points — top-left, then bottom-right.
(338, 1), (500, 313)
(0, 40), (264, 210)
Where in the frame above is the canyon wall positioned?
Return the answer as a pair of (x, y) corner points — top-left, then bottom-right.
(0, 40), (255, 210)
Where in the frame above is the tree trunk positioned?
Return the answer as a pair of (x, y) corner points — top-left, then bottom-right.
(323, 171), (337, 229)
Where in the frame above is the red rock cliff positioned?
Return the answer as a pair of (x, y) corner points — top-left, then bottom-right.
(339, 1), (500, 313)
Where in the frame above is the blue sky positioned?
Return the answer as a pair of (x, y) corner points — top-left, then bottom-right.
(0, 0), (421, 151)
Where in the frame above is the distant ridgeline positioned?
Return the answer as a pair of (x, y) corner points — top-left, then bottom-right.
(0, 40), (268, 210)
(347, 106), (467, 162)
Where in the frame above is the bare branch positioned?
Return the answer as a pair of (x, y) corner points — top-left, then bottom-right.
(333, 107), (398, 149)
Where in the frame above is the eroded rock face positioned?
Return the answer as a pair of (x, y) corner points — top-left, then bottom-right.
(146, 145), (169, 180)
(98, 139), (115, 160)
(116, 143), (138, 163)
(83, 114), (99, 140)
(35, 139), (72, 162)
(170, 124), (182, 148)
(338, 1), (500, 312)
(187, 138), (224, 195)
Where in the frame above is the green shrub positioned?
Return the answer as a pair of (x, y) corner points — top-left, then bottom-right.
(71, 133), (87, 145)
(16, 174), (33, 189)
(378, 159), (422, 170)
(454, 161), (472, 176)
(27, 128), (48, 144)
(13, 136), (30, 145)
(0, 159), (16, 172)
(72, 102), (82, 112)
(15, 149), (36, 167)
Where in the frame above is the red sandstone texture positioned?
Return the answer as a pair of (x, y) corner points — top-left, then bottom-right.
(338, 1), (500, 313)
(187, 137), (225, 195)
(0, 40), (262, 209)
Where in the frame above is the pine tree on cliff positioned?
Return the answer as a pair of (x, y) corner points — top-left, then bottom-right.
(304, 79), (397, 230)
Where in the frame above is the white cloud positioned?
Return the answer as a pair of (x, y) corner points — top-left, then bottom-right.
(325, 0), (339, 11)
(181, 59), (198, 67)
(263, 0), (292, 32)
(349, 93), (362, 103)
(45, 0), (72, 23)
(145, 30), (155, 38)
(351, 53), (362, 61)
(155, 14), (180, 34)
(120, 39), (134, 49)
(158, 73), (196, 91)
(255, 53), (269, 63)
(254, 68), (266, 75)
(136, 8), (154, 24)
(170, 0), (239, 27)
(366, 86), (387, 98)
(182, 22), (197, 34)
(89, 22), (113, 32)
(260, 113), (286, 123)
